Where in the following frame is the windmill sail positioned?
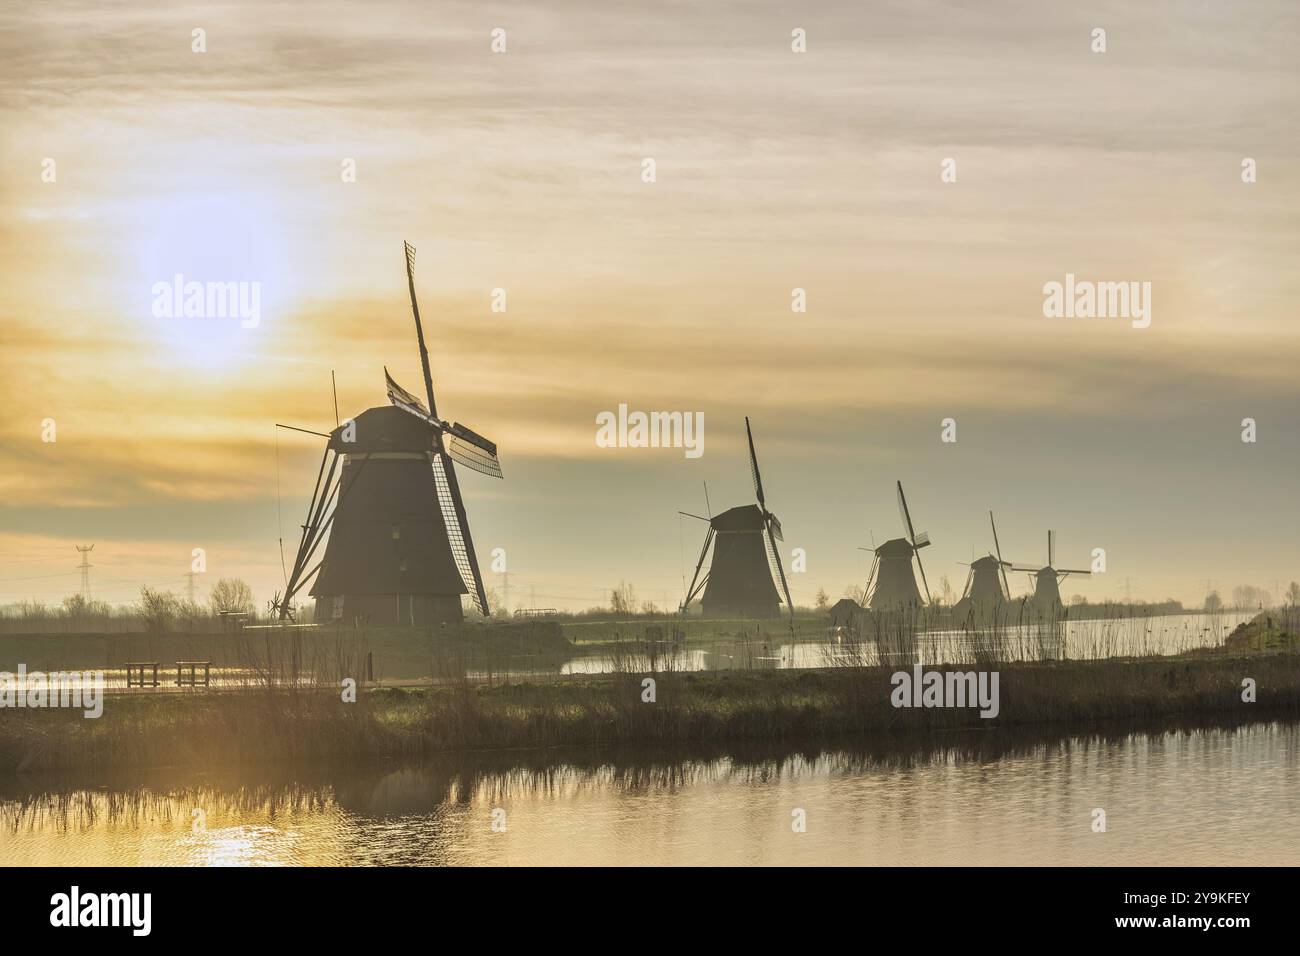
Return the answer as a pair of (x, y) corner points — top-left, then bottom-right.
(447, 423), (503, 479)
(896, 481), (932, 604)
(431, 453), (486, 614)
(387, 368), (504, 480)
(762, 519), (795, 620)
(990, 510), (1010, 598)
(385, 367), (434, 423)
(746, 417), (794, 626)
(404, 241), (492, 617)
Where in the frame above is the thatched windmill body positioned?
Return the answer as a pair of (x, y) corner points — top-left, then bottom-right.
(681, 418), (794, 624)
(951, 511), (1015, 618)
(864, 482), (933, 612)
(276, 242), (501, 626)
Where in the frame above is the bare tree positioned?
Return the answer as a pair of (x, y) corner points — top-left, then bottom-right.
(209, 578), (255, 615)
(939, 575), (955, 607)
(139, 586), (180, 633)
(1232, 585), (1261, 610)
(610, 581), (637, 615)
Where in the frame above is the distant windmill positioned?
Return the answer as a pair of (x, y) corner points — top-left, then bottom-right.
(680, 418), (794, 624)
(1010, 530), (1090, 613)
(276, 241), (502, 625)
(952, 511), (1014, 617)
(863, 482), (932, 611)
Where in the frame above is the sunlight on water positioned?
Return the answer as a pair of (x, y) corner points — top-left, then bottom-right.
(3, 720), (1297, 866)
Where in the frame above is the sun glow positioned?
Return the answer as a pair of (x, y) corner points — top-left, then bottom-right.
(122, 187), (298, 372)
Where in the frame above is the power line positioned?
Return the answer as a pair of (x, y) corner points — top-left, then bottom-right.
(0, 571), (80, 583)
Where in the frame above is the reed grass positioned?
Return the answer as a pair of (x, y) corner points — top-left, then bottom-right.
(3, 649), (1297, 774)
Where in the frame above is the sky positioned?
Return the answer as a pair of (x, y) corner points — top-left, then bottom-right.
(1, 0), (1297, 612)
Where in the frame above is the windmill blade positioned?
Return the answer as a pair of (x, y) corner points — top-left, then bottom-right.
(767, 512), (784, 542)
(745, 416), (766, 510)
(404, 242), (491, 617)
(763, 519), (795, 627)
(896, 481), (915, 539)
(990, 510), (1011, 598)
(448, 422), (496, 457)
(447, 437), (502, 479)
(1048, 529), (1056, 567)
(447, 422), (502, 479)
(896, 481), (929, 548)
(1009, 564), (1041, 573)
(913, 547), (933, 605)
(385, 367), (435, 424)
(897, 480), (931, 602)
(1056, 568), (1092, 576)
(430, 454), (488, 614)
(678, 511), (711, 522)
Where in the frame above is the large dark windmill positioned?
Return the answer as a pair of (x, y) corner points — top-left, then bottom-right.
(276, 242), (501, 625)
(863, 482), (933, 612)
(680, 418), (794, 624)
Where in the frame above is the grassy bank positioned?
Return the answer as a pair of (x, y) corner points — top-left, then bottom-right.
(2, 651), (1296, 773)
(0, 620), (574, 681)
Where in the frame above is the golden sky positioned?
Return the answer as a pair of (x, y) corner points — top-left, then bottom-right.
(2, 1), (1298, 610)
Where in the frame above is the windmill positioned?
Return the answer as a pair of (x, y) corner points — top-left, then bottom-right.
(951, 511), (1015, 617)
(863, 482), (932, 611)
(276, 241), (501, 625)
(680, 418), (794, 624)
(1010, 530), (1090, 614)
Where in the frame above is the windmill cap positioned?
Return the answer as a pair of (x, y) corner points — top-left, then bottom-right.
(329, 405), (434, 454)
(710, 504), (767, 531)
(876, 537), (915, 556)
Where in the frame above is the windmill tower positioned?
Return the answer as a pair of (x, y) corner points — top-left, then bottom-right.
(277, 242), (502, 625)
(864, 482), (932, 611)
(680, 418), (793, 624)
(1010, 530), (1090, 615)
(951, 511), (1014, 618)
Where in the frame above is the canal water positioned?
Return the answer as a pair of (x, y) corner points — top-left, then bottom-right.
(559, 611), (1254, 676)
(3, 719), (1296, 866)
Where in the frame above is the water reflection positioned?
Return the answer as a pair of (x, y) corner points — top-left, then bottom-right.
(3, 718), (1297, 866)
(561, 612), (1252, 675)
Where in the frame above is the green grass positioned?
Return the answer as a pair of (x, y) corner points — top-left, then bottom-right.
(1224, 609), (1300, 653)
